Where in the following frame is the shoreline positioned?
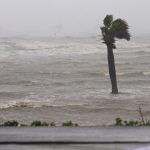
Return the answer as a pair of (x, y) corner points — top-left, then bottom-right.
(0, 103), (149, 126)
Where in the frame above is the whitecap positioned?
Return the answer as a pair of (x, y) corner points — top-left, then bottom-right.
(143, 72), (150, 76)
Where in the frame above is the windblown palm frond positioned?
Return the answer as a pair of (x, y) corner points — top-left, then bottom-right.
(110, 19), (130, 40)
(103, 15), (113, 28)
(101, 15), (131, 48)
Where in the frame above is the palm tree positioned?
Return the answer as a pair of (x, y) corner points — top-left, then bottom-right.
(101, 15), (130, 94)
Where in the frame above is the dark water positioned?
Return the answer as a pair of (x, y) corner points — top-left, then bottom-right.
(0, 36), (149, 109)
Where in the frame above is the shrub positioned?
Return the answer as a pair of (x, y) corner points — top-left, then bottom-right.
(62, 121), (74, 126)
(114, 117), (123, 126)
(31, 120), (42, 126)
(113, 105), (150, 126)
(30, 120), (49, 127)
(113, 117), (150, 127)
(41, 122), (49, 126)
(123, 120), (139, 126)
(2, 120), (19, 127)
(62, 121), (79, 127)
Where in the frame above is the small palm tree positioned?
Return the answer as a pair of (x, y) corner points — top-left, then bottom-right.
(101, 15), (130, 94)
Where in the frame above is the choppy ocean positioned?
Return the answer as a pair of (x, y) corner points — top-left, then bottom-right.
(0, 36), (149, 109)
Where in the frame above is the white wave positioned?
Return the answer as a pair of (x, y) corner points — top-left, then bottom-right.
(104, 72), (134, 76)
(13, 39), (101, 56)
(0, 99), (87, 109)
(0, 100), (35, 109)
(105, 72), (148, 77)
(115, 39), (150, 49)
(143, 72), (150, 76)
(1, 37), (150, 56)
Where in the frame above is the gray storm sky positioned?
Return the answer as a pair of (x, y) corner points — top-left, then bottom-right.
(0, 0), (149, 37)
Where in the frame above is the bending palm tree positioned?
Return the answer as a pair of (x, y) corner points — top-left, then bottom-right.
(101, 15), (130, 94)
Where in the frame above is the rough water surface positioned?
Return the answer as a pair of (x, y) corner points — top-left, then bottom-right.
(0, 36), (149, 125)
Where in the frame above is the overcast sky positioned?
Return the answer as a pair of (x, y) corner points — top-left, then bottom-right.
(0, 0), (149, 37)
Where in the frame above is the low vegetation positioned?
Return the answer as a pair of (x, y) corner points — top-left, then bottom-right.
(114, 105), (150, 126)
(0, 105), (148, 127)
(50, 122), (56, 127)
(30, 121), (49, 127)
(62, 121), (79, 127)
(0, 120), (78, 127)
(114, 117), (150, 126)
(114, 117), (139, 126)
(0, 120), (19, 127)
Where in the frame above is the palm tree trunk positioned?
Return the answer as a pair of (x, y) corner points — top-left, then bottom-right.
(107, 46), (118, 94)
